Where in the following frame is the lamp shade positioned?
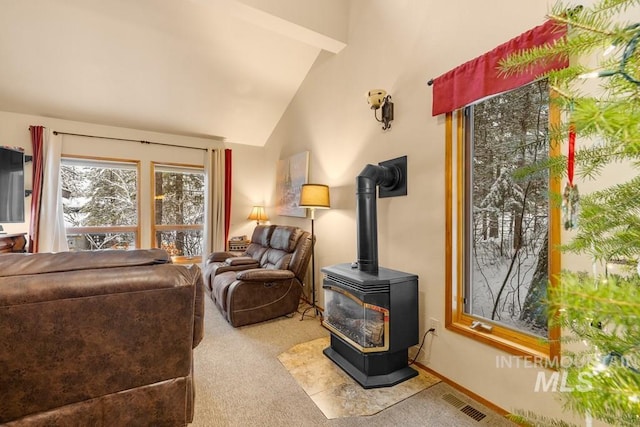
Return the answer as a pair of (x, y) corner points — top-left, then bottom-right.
(247, 206), (268, 222)
(299, 184), (330, 209)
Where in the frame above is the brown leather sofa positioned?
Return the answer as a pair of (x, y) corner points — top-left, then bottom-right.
(203, 225), (312, 327)
(0, 249), (204, 426)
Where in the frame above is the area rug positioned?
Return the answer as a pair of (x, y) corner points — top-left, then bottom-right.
(277, 336), (441, 419)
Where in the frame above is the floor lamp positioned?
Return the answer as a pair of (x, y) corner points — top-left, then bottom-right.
(299, 184), (330, 319)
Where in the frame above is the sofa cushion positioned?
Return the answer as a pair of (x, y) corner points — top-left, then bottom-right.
(245, 244), (267, 262)
(261, 250), (292, 270)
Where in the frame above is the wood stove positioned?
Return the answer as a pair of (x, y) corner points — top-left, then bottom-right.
(322, 263), (418, 388)
(322, 156), (419, 389)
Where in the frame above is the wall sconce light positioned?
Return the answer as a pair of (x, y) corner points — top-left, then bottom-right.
(247, 206), (268, 225)
(367, 89), (394, 130)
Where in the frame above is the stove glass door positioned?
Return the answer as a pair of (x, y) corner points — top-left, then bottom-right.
(323, 285), (389, 352)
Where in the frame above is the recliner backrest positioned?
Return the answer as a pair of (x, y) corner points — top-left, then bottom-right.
(244, 225), (275, 261)
(288, 232), (313, 282)
(259, 226), (303, 270)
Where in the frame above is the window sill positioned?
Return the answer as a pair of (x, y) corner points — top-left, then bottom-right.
(447, 318), (551, 361)
(171, 255), (203, 265)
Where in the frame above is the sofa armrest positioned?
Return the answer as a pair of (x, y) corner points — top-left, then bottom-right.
(186, 264), (205, 348)
(235, 268), (295, 282)
(206, 251), (238, 263)
(225, 256), (259, 267)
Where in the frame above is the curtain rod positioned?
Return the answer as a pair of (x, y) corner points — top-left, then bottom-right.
(51, 130), (209, 152)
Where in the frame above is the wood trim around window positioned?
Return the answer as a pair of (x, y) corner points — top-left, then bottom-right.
(66, 226), (139, 234)
(444, 97), (562, 361)
(548, 90), (562, 360)
(150, 161), (205, 252)
(154, 224), (203, 232)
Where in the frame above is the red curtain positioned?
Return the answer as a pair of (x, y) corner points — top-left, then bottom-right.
(28, 126), (44, 253)
(224, 149), (232, 243)
(431, 20), (568, 116)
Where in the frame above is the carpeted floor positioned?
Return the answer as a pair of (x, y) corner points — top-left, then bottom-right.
(191, 297), (517, 426)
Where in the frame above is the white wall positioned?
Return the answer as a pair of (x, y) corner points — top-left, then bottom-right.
(222, 141), (276, 241)
(0, 110), (223, 246)
(229, 0), (592, 423)
(0, 0), (624, 423)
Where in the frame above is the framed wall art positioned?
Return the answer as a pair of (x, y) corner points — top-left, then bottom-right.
(276, 151), (309, 218)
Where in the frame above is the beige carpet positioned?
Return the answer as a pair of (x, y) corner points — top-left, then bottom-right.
(278, 336), (441, 419)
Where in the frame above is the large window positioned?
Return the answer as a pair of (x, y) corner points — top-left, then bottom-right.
(62, 157), (139, 250)
(152, 163), (204, 260)
(446, 80), (561, 357)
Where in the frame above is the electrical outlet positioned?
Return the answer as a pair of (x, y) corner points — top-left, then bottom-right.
(429, 318), (440, 336)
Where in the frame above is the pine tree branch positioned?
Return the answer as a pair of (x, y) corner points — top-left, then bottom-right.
(547, 13), (614, 37)
(497, 2), (640, 425)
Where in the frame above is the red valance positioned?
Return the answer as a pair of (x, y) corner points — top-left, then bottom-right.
(431, 20), (568, 116)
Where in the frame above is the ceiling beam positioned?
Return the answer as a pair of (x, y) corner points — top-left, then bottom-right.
(231, 0), (347, 53)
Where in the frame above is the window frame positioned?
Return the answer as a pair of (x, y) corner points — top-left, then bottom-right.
(61, 155), (141, 251)
(444, 90), (562, 360)
(151, 161), (205, 263)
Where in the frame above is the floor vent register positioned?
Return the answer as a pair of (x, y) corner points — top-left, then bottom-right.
(441, 393), (488, 422)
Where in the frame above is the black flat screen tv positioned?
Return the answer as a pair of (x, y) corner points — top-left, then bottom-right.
(0, 147), (25, 223)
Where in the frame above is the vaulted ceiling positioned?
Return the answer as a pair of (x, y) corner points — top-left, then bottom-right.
(0, 0), (348, 146)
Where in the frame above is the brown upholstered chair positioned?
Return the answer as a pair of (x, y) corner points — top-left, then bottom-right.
(0, 249), (204, 426)
(203, 225), (313, 327)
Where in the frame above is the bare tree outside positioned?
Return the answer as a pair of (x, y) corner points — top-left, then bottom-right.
(465, 79), (550, 337)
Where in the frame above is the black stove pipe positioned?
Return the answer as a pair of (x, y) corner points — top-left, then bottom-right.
(356, 164), (400, 274)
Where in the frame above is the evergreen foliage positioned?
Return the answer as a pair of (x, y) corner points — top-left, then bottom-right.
(500, 1), (640, 425)
(469, 80), (551, 336)
(61, 163), (204, 254)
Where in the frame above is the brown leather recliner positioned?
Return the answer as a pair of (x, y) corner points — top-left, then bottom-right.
(0, 249), (204, 426)
(203, 225), (312, 327)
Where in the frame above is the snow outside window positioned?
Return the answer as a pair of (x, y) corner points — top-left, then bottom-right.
(446, 79), (561, 358)
(61, 158), (139, 251)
